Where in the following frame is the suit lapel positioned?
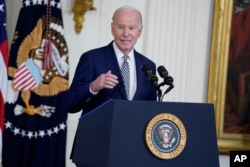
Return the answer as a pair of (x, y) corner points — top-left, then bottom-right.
(104, 42), (127, 99)
(133, 52), (144, 100)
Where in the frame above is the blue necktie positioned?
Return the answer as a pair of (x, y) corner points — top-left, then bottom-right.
(121, 55), (130, 99)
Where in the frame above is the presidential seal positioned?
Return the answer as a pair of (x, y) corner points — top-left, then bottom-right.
(145, 113), (187, 159)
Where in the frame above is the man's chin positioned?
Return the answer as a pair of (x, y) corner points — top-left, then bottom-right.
(121, 48), (132, 53)
(121, 45), (132, 50)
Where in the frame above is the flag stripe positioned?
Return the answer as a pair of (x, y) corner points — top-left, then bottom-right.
(0, 0), (8, 165)
(0, 52), (8, 101)
(13, 64), (38, 90)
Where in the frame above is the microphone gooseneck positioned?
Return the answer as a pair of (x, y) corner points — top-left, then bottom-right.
(141, 65), (161, 101)
(157, 65), (174, 101)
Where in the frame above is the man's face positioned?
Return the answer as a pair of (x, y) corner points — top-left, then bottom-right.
(111, 11), (142, 55)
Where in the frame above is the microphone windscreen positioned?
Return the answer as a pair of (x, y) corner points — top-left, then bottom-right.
(141, 65), (151, 75)
(157, 66), (168, 78)
(141, 65), (158, 85)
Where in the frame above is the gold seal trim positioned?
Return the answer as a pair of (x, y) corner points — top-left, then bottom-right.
(145, 113), (187, 159)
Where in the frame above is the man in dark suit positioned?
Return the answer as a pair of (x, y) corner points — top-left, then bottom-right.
(67, 5), (157, 115)
(67, 5), (157, 166)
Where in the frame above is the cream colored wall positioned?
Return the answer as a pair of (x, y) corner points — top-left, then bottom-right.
(5, 0), (229, 167)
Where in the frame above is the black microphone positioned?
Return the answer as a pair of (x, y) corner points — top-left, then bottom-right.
(141, 65), (158, 87)
(157, 65), (168, 79)
(157, 65), (173, 86)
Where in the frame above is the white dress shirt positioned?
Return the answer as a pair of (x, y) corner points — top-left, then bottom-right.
(113, 42), (137, 100)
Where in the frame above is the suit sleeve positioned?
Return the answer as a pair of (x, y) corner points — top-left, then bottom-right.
(67, 53), (95, 113)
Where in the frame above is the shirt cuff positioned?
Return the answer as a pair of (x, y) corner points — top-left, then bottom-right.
(89, 83), (98, 95)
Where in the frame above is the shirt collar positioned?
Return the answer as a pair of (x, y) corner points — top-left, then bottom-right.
(112, 42), (134, 61)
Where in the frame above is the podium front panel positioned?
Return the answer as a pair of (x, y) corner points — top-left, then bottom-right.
(72, 100), (219, 167)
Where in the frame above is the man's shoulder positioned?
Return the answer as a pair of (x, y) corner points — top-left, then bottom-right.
(84, 42), (113, 55)
(135, 50), (155, 65)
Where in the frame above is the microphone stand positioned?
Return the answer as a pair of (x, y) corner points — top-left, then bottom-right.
(157, 76), (174, 101)
(160, 84), (174, 101)
(156, 85), (162, 102)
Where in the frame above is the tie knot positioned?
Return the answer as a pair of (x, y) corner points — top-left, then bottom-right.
(123, 55), (129, 62)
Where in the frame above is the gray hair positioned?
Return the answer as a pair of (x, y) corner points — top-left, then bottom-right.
(112, 5), (143, 27)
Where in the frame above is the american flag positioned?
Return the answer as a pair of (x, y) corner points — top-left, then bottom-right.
(13, 59), (43, 91)
(0, 0), (8, 165)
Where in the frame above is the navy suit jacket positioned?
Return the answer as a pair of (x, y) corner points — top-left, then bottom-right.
(67, 41), (157, 115)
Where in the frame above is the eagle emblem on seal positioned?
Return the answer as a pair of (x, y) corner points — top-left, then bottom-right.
(157, 124), (176, 148)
